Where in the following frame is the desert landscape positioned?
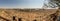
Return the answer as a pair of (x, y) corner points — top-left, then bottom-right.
(0, 9), (59, 21)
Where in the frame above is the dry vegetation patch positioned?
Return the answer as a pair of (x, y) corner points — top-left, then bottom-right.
(0, 9), (58, 21)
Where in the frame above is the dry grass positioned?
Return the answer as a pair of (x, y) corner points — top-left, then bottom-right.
(0, 9), (58, 21)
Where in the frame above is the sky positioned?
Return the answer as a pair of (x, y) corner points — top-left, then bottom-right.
(0, 0), (49, 8)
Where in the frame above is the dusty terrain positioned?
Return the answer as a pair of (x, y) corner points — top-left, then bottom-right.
(0, 9), (58, 21)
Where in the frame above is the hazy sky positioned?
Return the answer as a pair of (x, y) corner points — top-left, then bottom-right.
(0, 0), (49, 8)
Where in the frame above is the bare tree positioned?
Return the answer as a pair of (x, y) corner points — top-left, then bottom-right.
(43, 0), (60, 9)
(49, 0), (60, 8)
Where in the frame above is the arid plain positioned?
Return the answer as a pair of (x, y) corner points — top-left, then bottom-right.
(0, 9), (59, 21)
